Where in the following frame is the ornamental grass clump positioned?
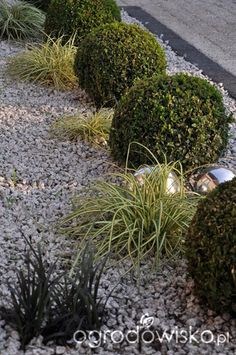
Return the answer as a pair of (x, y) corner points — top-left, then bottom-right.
(7, 35), (77, 90)
(0, 240), (110, 349)
(41, 243), (109, 345)
(51, 108), (114, 146)
(62, 146), (200, 271)
(75, 22), (166, 107)
(110, 73), (232, 170)
(186, 177), (236, 315)
(0, 0), (45, 40)
(0, 242), (58, 349)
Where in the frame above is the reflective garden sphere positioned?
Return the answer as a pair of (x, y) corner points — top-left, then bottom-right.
(194, 166), (236, 194)
(134, 166), (180, 194)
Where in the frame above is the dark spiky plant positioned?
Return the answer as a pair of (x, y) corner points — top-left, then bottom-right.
(42, 243), (110, 345)
(0, 240), (111, 348)
(0, 242), (58, 349)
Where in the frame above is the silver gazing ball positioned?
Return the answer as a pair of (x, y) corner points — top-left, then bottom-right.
(194, 166), (236, 194)
(134, 165), (180, 194)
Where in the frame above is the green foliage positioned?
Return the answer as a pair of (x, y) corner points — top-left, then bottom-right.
(44, 0), (121, 43)
(103, 0), (120, 21)
(7, 35), (77, 90)
(25, 0), (51, 11)
(110, 73), (232, 170)
(186, 177), (236, 314)
(62, 146), (200, 271)
(0, 0), (45, 40)
(42, 243), (109, 345)
(0, 243), (57, 349)
(10, 167), (18, 186)
(75, 22), (166, 107)
(0, 240), (110, 348)
(51, 108), (114, 146)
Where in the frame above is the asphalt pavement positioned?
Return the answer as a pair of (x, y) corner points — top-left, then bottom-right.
(118, 0), (236, 98)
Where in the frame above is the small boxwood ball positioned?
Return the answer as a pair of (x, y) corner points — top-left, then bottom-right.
(186, 177), (236, 314)
(74, 22), (167, 107)
(44, 0), (121, 42)
(109, 73), (232, 170)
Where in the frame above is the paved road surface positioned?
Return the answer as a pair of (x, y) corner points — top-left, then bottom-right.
(118, 0), (236, 80)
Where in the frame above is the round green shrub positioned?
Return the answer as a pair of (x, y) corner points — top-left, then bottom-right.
(44, 0), (121, 43)
(74, 22), (167, 107)
(109, 73), (232, 170)
(186, 177), (236, 314)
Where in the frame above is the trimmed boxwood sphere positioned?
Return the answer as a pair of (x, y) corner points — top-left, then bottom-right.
(74, 22), (167, 107)
(186, 177), (236, 314)
(109, 73), (232, 170)
(44, 0), (121, 43)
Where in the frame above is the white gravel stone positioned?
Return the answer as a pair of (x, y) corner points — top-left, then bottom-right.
(0, 10), (235, 355)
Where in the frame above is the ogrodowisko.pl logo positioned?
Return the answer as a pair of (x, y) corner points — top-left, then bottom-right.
(73, 314), (230, 349)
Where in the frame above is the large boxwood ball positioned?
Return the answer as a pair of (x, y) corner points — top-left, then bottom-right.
(44, 0), (121, 42)
(109, 73), (232, 170)
(74, 22), (167, 107)
(186, 177), (236, 314)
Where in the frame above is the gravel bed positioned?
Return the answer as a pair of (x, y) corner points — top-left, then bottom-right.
(0, 11), (236, 355)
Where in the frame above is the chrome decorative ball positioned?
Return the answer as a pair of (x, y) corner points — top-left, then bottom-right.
(194, 166), (236, 194)
(134, 165), (180, 194)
